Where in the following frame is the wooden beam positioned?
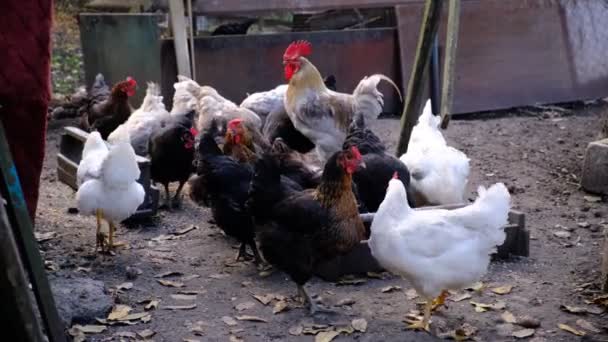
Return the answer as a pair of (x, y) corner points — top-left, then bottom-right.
(169, 0), (192, 78)
(0, 194), (46, 342)
(192, 0), (422, 14)
(186, 0), (196, 82)
(439, 0), (460, 129)
(0, 122), (66, 342)
(395, 0), (444, 156)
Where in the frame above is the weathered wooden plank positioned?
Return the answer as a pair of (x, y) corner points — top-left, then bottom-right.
(168, 0), (192, 78)
(79, 14), (162, 105)
(0, 194), (46, 342)
(0, 122), (66, 341)
(190, 0), (422, 14)
(439, 0), (460, 129)
(395, 0), (444, 156)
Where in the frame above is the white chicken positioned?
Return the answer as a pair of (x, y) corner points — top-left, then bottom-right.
(173, 75), (262, 132)
(107, 82), (170, 155)
(76, 131), (145, 252)
(368, 176), (511, 330)
(399, 99), (470, 206)
(239, 84), (287, 125)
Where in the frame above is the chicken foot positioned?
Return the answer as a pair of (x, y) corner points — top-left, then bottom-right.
(431, 290), (449, 311)
(405, 298), (432, 331)
(95, 209), (105, 252)
(297, 284), (338, 316)
(160, 183), (172, 209)
(171, 181), (186, 209)
(234, 243), (249, 262)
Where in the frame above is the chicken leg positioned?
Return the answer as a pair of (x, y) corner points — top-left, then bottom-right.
(297, 284), (337, 316)
(171, 181), (186, 208)
(234, 243), (248, 262)
(107, 221), (116, 251)
(431, 290), (449, 311)
(406, 297), (432, 331)
(95, 209), (105, 252)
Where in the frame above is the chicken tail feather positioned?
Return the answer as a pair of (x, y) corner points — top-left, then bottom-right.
(352, 74), (401, 122)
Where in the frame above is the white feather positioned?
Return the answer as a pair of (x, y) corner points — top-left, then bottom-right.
(77, 132), (109, 186)
(239, 84), (287, 123)
(399, 99), (470, 205)
(368, 179), (511, 298)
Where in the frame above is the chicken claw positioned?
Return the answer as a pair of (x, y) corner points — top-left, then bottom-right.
(297, 285), (338, 316)
(431, 290), (449, 311)
(405, 320), (430, 332)
(406, 299), (432, 332)
(95, 209), (105, 252)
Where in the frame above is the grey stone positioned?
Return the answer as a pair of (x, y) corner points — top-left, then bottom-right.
(581, 139), (608, 195)
(50, 276), (113, 326)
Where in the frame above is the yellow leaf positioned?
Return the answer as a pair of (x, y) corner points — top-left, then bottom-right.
(512, 329), (535, 339)
(315, 330), (341, 342)
(558, 323), (586, 336)
(107, 305), (132, 320)
(145, 300), (159, 311)
(465, 282), (485, 292)
(157, 279), (185, 288)
(451, 293), (472, 302)
(491, 285), (513, 295)
(235, 315), (268, 323)
(273, 300), (289, 314)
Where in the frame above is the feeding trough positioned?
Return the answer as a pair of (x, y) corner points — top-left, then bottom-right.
(314, 204), (528, 281)
(56, 126), (159, 219)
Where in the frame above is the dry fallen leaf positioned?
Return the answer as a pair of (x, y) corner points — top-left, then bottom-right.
(351, 318), (368, 332)
(451, 293), (472, 302)
(558, 323), (585, 336)
(576, 319), (600, 333)
(181, 274), (201, 281)
(157, 279), (185, 288)
(235, 302), (256, 312)
(273, 300), (289, 314)
(336, 278), (366, 286)
(381, 285), (402, 293)
(315, 330), (341, 342)
(337, 298), (356, 306)
(289, 325), (303, 336)
(491, 285), (514, 295)
(465, 282), (485, 292)
(108, 305), (132, 320)
(69, 325), (107, 335)
(584, 195), (602, 203)
(145, 300), (160, 311)
(229, 335), (243, 342)
(179, 290), (203, 295)
(154, 270), (184, 278)
(171, 294), (197, 301)
(118, 312), (150, 322)
(222, 316), (238, 327)
(559, 304), (587, 314)
(208, 273), (229, 280)
(174, 225), (197, 235)
(137, 329), (156, 339)
(189, 320), (207, 335)
(35, 231), (57, 242)
(501, 311), (517, 324)
(302, 324), (332, 335)
(253, 294), (275, 305)
(164, 304), (197, 310)
(553, 231), (571, 239)
(470, 301), (505, 312)
(183, 339), (201, 342)
(116, 282), (133, 291)
(366, 272), (384, 279)
(512, 329), (535, 339)
(235, 315), (268, 323)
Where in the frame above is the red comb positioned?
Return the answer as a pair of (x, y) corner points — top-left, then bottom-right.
(228, 118), (244, 129)
(350, 146), (362, 160)
(283, 40), (312, 61)
(190, 127), (199, 136)
(392, 171), (399, 179)
(126, 76), (137, 87)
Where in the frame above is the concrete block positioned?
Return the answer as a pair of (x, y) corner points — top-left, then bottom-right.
(581, 139), (608, 195)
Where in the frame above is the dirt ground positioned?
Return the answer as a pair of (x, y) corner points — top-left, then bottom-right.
(37, 103), (608, 342)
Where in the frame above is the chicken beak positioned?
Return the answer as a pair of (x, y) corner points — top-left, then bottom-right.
(358, 160), (367, 169)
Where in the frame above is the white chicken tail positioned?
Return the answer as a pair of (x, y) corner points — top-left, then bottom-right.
(416, 99), (440, 129)
(461, 183), (511, 248)
(101, 141), (141, 188)
(140, 82), (165, 112)
(352, 74), (402, 122)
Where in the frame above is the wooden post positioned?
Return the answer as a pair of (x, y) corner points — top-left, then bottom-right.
(0, 194), (46, 342)
(440, 0), (461, 129)
(0, 122), (66, 341)
(186, 0), (197, 82)
(169, 0), (192, 78)
(395, 0), (444, 156)
(429, 35), (441, 115)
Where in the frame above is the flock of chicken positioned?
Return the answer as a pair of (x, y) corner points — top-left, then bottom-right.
(73, 40), (511, 332)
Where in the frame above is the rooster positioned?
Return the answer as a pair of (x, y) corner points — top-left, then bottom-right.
(247, 146), (366, 314)
(76, 131), (145, 252)
(107, 82), (170, 156)
(399, 99), (470, 206)
(282, 40), (401, 162)
(81, 76), (137, 139)
(368, 175), (510, 331)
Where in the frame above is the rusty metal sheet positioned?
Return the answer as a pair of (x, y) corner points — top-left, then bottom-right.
(161, 28), (402, 113)
(397, 0), (608, 114)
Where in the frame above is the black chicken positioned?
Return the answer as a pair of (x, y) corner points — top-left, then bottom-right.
(211, 19), (257, 36)
(343, 115), (415, 212)
(148, 111), (197, 209)
(247, 146), (366, 315)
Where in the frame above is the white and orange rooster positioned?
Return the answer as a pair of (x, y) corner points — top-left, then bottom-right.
(368, 174), (511, 331)
(282, 40), (401, 162)
(399, 99), (470, 206)
(76, 131), (145, 252)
